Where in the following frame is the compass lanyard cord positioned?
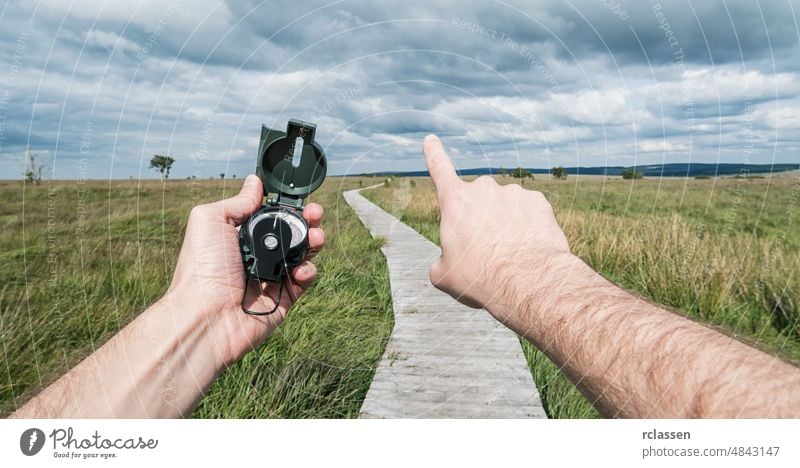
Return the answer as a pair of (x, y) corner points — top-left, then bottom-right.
(241, 270), (288, 316)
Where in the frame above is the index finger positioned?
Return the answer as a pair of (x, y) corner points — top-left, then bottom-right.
(423, 134), (460, 196)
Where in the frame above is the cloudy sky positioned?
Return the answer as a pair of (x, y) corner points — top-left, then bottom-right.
(0, 0), (799, 179)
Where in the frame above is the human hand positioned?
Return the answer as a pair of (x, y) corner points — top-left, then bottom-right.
(422, 135), (576, 323)
(166, 174), (325, 366)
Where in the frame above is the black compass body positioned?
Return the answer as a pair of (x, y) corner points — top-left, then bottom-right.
(239, 119), (327, 282)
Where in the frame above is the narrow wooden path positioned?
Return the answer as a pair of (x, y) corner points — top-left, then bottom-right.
(344, 188), (546, 418)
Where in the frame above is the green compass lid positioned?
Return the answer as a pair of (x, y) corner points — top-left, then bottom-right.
(256, 119), (327, 207)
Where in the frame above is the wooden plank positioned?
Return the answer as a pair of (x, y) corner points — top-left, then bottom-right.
(344, 188), (547, 419)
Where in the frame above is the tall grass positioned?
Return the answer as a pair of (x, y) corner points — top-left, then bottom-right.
(0, 178), (393, 418)
(3, 173), (798, 419)
(365, 174), (800, 418)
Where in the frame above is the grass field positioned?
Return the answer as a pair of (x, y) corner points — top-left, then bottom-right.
(3, 173), (799, 419)
(364, 173), (800, 418)
(0, 177), (393, 418)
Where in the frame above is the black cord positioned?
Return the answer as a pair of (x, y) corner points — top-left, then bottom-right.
(242, 277), (285, 316)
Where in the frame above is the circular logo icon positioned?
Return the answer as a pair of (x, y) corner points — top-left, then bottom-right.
(20, 428), (45, 456)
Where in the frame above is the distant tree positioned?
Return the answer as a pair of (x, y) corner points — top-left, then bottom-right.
(24, 148), (45, 185)
(510, 167), (532, 179)
(232, 174), (236, 179)
(498, 167), (507, 176)
(551, 166), (568, 179)
(149, 155), (175, 179)
(219, 173), (225, 180)
(622, 168), (643, 180)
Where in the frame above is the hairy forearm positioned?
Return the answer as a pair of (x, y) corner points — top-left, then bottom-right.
(492, 254), (800, 418)
(11, 292), (226, 418)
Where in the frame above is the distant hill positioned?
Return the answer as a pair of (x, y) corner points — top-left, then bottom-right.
(356, 163), (800, 178)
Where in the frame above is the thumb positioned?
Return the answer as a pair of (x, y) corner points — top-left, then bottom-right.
(423, 134), (459, 198)
(220, 174), (263, 225)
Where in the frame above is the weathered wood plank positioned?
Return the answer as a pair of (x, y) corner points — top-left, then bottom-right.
(344, 188), (546, 419)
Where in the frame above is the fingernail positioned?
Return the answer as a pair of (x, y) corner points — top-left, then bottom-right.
(424, 134), (438, 143)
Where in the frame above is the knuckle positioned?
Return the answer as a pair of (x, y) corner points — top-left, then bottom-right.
(475, 175), (494, 186)
(189, 205), (207, 219)
(531, 191), (553, 209)
(531, 190), (546, 201)
(438, 187), (460, 208)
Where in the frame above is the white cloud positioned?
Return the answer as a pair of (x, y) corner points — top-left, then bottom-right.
(648, 69), (800, 106)
(638, 139), (688, 153)
(84, 29), (139, 53)
(763, 104), (800, 130)
(552, 89), (631, 125)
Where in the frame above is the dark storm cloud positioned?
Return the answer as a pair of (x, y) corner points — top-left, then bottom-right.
(474, 0), (800, 66)
(226, 0), (800, 70)
(1, 0), (799, 179)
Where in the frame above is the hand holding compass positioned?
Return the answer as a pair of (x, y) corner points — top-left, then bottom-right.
(239, 119), (327, 315)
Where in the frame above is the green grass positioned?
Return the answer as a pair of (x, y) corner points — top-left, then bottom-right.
(4, 173), (799, 419)
(0, 178), (393, 418)
(364, 173), (800, 419)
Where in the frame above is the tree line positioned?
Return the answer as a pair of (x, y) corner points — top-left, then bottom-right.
(497, 166), (568, 180)
(498, 166), (644, 180)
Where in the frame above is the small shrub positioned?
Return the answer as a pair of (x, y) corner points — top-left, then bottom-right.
(622, 168), (643, 180)
(510, 167), (532, 179)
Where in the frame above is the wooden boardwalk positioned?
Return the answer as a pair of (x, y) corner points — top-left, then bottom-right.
(344, 188), (546, 418)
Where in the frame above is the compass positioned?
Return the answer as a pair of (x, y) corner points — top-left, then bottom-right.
(239, 119), (327, 286)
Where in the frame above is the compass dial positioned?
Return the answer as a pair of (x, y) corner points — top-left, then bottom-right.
(249, 208), (308, 249)
(272, 209), (307, 248)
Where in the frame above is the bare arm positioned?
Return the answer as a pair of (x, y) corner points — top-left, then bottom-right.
(421, 134), (800, 418)
(11, 175), (325, 418)
(496, 254), (800, 417)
